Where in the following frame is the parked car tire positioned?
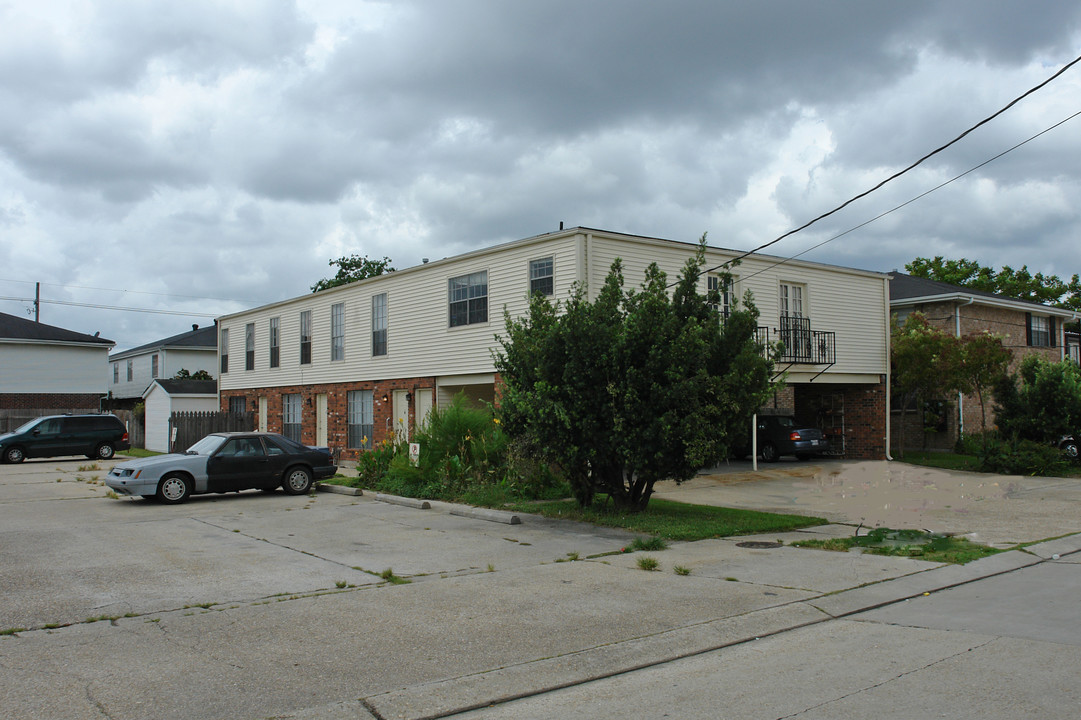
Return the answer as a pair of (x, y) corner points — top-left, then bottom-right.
(282, 466), (313, 495)
(760, 442), (778, 463)
(156, 473), (192, 504)
(95, 442), (115, 460)
(3, 445), (25, 463)
(1062, 439), (1079, 461)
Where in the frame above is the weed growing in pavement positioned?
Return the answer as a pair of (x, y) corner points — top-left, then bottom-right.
(379, 568), (410, 584)
(487, 563), (495, 572)
(335, 580), (347, 589)
(631, 537), (668, 552)
(637, 556), (660, 571)
(674, 566), (691, 576)
(77, 464), (100, 472)
(792, 527), (1001, 564)
(105, 491), (119, 499)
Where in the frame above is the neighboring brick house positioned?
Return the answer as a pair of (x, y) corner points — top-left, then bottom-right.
(217, 228), (893, 461)
(0, 311), (114, 427)
(889, 272), (1079, 450)
(107, 324), (218, 409)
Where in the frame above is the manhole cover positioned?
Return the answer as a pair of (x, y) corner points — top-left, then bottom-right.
(736, 541), (783, 549)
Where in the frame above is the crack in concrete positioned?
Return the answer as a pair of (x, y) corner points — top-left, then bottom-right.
(775, 637), (999, 719)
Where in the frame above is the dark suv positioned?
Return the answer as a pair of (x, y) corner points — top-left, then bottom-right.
(0, 414), (130, 463)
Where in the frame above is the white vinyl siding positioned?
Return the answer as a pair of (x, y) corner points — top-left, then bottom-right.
(1, 343), (111, 394)
(218, 230), (888, 392)
(108, 347), (217, 399)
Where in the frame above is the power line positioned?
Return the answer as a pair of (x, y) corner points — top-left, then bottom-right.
(0, 277), (258, 306)
(739, 108), (1081, 283)
(0, 296), (223, 318)
(691, 51), (1081, 283)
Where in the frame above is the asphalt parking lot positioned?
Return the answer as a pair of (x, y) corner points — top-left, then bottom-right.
(2, 454), (1080, 719)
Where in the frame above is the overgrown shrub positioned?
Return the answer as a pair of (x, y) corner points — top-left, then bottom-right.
(976, 436), (1070, 476)
(354, 439), (399, 485)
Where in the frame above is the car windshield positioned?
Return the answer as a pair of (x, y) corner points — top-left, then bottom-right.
(775, 417), (796, 427)
(186, 435), (227, 455)
(11, 418), (45, 434)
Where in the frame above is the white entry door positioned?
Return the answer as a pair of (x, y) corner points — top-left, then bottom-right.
(315, 394), (328, 446)
(392, 389), (410, 443)
(415, 388), (433, 431)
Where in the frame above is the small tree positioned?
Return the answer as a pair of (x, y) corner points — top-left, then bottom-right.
(174, 368), (213, 381)
(994, 356), (1081, 442)
(311, 254), (394, 293)
(955, 331), (1011, 447)
(891, 313), (964, 454)
(496, 237), (775, 511)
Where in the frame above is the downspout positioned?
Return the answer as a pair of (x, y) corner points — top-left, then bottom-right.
(955, 297), (975, 439)
(884, 277), (893, 460)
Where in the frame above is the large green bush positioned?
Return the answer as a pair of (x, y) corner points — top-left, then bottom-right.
(976, 436), (1070, 477)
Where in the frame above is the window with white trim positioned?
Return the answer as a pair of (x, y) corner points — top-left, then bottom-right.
(1028, 314), (1054, 347)
(529, 257), (554, 297)
(283, 393), (302, 443)
(372, 294), (387, 356)
(449, 271), (488, 327)
(707, 273), (734, 319)
(126, 359), (133, 381)
(347, 390), (374, 449)
(331, 303), (345, 361)
(113, 363), (119, 384)
(299, 310), (312, 365)
(245, 323), (255, 371)
(269, 317), (280, 368)
(779, 282), (805, 318)
(151, 354), (159, 378)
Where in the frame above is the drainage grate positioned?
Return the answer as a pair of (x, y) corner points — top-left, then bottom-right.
(735, 541), (783, 549)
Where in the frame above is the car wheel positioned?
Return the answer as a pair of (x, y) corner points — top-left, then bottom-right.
(282, 466), (313, 495)
(760, 442), (778, 463)
(1062, 441), (1079, 461)
(156, 473), (191, 504)
(95, 443), (115, 460)
(3, 446), (25, 463)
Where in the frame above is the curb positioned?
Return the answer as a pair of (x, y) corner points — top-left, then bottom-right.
(314, 483), (363, 496)
(449, 506), (521, 525)
(374, 493), (431, 510)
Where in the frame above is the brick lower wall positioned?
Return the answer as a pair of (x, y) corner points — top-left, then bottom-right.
(794, 381), (888, 460)
(222, 377), (436, 460)
(0, 393), (103, 411)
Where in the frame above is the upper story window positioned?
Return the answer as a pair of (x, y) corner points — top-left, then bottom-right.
(113, 363), (119, 384)
(151, 354), (159, 378)
(449, 271), (488, 327)
(372, 293), (387, 356)
(331, 303), (345, 361)
(245, 323), (255, 371)
(269, 317), (280, 368)
(220, 328), (229, 373)
(529, 257), (554, 297)
(299, 310), (312, 365)
(707, 274), (734, 319)
(126, 359), (133, 382)
(779, 282), (805, 318)
(1028, 314), (1055, 347)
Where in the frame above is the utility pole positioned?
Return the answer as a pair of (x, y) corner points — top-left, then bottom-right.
(34, 282), (40, 322)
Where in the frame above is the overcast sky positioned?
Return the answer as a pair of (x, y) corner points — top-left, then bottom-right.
(2, 1), (1080, 351)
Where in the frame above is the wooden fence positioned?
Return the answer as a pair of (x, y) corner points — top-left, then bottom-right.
(168, 411), (255, 453)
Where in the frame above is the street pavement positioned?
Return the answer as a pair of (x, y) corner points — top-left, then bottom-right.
(0, 455), (1079, 719)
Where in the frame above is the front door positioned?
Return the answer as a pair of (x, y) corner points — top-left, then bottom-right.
(415, 388), (433, 431)
(392, 389), (410, 443)
(258, 397), (267, 432)
(315, 394), (328, 447)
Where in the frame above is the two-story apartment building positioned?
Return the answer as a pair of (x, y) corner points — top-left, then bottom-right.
(107, 324), (218, 407)
(217, 228), (892, 461)
(889, 272), (1080, 450)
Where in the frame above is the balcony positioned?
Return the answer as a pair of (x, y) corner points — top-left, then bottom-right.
(763, 315), (836, 365)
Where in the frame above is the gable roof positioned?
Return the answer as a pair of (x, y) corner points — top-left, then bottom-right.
(0, 311), (114, 346)
(889, 272), (1078, 319)
(111, 324), (217, 360)
(146, 379), (218, 397)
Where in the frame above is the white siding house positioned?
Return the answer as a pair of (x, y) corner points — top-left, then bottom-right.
(1, 311), (114, 427)
(108, 324), (218, 403)
(217, 228), (891, 459)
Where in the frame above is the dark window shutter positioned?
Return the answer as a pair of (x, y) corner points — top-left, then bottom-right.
(1025, 312), (1032, 346)
(1050, 316), (1057, 347)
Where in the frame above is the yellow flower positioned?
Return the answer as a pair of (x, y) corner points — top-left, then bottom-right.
(493, 418), (501, 425)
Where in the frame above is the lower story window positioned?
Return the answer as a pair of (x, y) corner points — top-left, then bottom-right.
(283, 393), (302, 443)
(347, 390), (373, 450)
(229, 397), (246, 415)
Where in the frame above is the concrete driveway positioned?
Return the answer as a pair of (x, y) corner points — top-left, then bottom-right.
(654, 458), (1081, 547)
(2, 454), (1080, 719)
